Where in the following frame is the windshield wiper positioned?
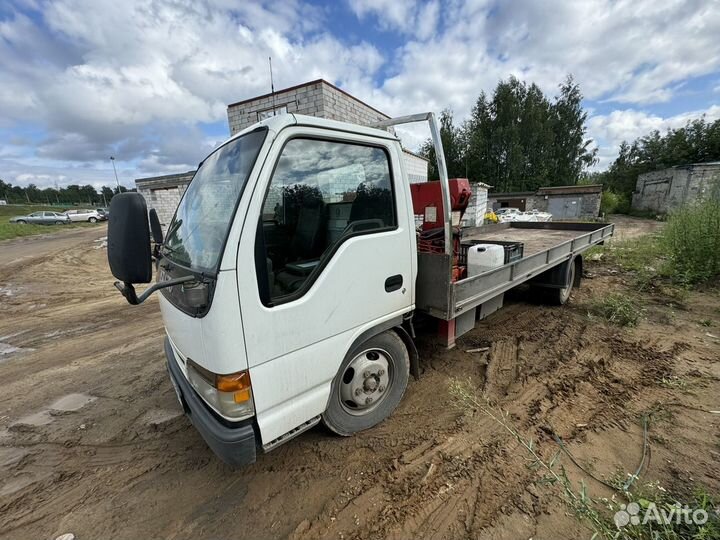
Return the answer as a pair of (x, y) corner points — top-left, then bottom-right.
(164, 218), (183, 241)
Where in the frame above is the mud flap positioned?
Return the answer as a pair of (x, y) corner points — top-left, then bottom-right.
(394, 325), (420, 380)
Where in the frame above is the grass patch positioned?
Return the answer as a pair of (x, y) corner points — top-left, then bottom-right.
(602, 235), (669, 291)
(592, 196), (720, 292)
(591, 293), (644, 326)
(0, 222), (55, 241)
(0, 221), (99, 241)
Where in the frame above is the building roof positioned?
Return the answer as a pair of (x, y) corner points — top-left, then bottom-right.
(490, 184), (602, 198)
(639, 161), (720, 175)
(227, 79), (390, 120)
(135, 170), (196, 189)
(402, 148), (429, 162)
(489, 191), (535, 198)
(536, 184), (603, 195)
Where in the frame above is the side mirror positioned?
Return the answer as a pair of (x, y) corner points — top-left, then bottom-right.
(108, 193), (152, 284)
(149, 208), (164, 244)
(108, 193), (195, 305)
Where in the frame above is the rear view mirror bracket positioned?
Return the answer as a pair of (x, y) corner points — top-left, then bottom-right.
(114, 275), (195, 305)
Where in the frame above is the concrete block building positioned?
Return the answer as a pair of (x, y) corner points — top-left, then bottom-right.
(137, 80), (428, 226)
(135, 170), (195, 227)
(632, 162), (720, 214)
(227, 79), (388, 135)
(488, 184), (602, 220)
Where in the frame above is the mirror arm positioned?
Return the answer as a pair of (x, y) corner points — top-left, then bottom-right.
(114, 275), (196, 305)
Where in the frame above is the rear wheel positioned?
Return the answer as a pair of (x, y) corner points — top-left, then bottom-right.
(323, 330), (410, 436)
(88, 217), (97, 223)
(535, 258), (577, 305)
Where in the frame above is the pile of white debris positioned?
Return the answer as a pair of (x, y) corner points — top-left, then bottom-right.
(496, 208), (553, 223)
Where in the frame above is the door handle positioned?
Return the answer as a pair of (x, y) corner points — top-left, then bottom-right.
(385, 274), (403, 292)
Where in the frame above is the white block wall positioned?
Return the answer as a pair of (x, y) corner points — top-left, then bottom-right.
(462, 184), (489, 227)
(403, 151), (428, 184)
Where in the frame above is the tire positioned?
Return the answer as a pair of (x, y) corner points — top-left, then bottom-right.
(322, 330), (410, 436)
(536, 258), (577, 305)
(88, 217), (97, 223)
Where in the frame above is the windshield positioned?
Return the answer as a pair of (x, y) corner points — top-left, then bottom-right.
(162, 127), (267, 273)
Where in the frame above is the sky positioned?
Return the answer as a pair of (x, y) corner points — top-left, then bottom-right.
(1, 0), (719, 191)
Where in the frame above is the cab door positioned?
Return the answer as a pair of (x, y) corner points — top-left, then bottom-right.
(236, 127), (415, 444)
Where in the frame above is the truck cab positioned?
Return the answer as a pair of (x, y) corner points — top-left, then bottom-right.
(110, 114), (420, 465)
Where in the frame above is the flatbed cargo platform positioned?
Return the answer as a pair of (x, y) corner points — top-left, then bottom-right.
(416, 221), (614, 320)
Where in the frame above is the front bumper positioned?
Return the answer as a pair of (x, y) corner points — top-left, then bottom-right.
(164, 337), (258, 467)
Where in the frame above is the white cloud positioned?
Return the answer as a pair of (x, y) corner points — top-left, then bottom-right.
(2, 0), (720, 188)
(348, 0), (418, 32)
(0, 0), (385, 185)
(588, 104), (720, 169)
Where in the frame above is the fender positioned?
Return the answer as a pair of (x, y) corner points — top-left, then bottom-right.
(338, 314), (419, 382)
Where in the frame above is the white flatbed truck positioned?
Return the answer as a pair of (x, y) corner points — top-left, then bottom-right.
(107, 112), (613, 466)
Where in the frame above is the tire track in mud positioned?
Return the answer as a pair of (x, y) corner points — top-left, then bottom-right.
(288, 301), (694, 540)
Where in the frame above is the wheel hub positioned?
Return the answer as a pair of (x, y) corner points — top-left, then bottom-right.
(339, 349), (391, 414)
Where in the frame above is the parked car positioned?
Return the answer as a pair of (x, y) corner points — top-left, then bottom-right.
(9, 211), (71, 225)
(64, 209), (106, 223)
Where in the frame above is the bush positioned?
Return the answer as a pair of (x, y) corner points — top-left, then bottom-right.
(662, 195), (720, 285)
(600, 190), (631, 215)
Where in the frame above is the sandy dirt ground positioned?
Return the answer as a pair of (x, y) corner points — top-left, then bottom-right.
(0, 217), (718, 540)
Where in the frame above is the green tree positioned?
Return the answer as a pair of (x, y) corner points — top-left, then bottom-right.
(101, 186), (115, 204)
(420, 108), (466, 180)
(420, 76), (597, 192)
(599, 117), (720, 199)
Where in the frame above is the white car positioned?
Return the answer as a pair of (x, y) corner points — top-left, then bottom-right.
(64, 209), (105, 223)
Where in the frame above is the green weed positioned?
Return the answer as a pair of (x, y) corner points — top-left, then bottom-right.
(591, 293), (644, 327)
(662, 196), (720, 285)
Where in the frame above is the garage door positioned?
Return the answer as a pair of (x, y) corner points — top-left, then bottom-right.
(548, 197), (581, 220)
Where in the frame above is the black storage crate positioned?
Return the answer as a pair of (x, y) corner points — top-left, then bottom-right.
(460, 240), (524, 265)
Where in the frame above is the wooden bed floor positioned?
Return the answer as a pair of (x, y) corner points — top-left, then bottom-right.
(462, 228), (583, 256)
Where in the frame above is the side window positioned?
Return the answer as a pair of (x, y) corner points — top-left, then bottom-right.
(257, 138), (395, 303)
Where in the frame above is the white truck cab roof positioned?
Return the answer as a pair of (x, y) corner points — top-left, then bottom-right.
(227, 113), (400, 146)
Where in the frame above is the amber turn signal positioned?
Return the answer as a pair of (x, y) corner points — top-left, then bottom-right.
(215, 370), (251, 393)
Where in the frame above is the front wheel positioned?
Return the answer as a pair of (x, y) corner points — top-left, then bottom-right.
(322, 330), (410, 436)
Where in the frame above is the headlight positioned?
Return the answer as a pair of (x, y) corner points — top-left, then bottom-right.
(186, 359), (255, 420)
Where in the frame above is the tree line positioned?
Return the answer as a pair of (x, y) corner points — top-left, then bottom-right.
(590, 117), (720, 202)
(0, 179), (130, 206)
(419, 76), (598, 192)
